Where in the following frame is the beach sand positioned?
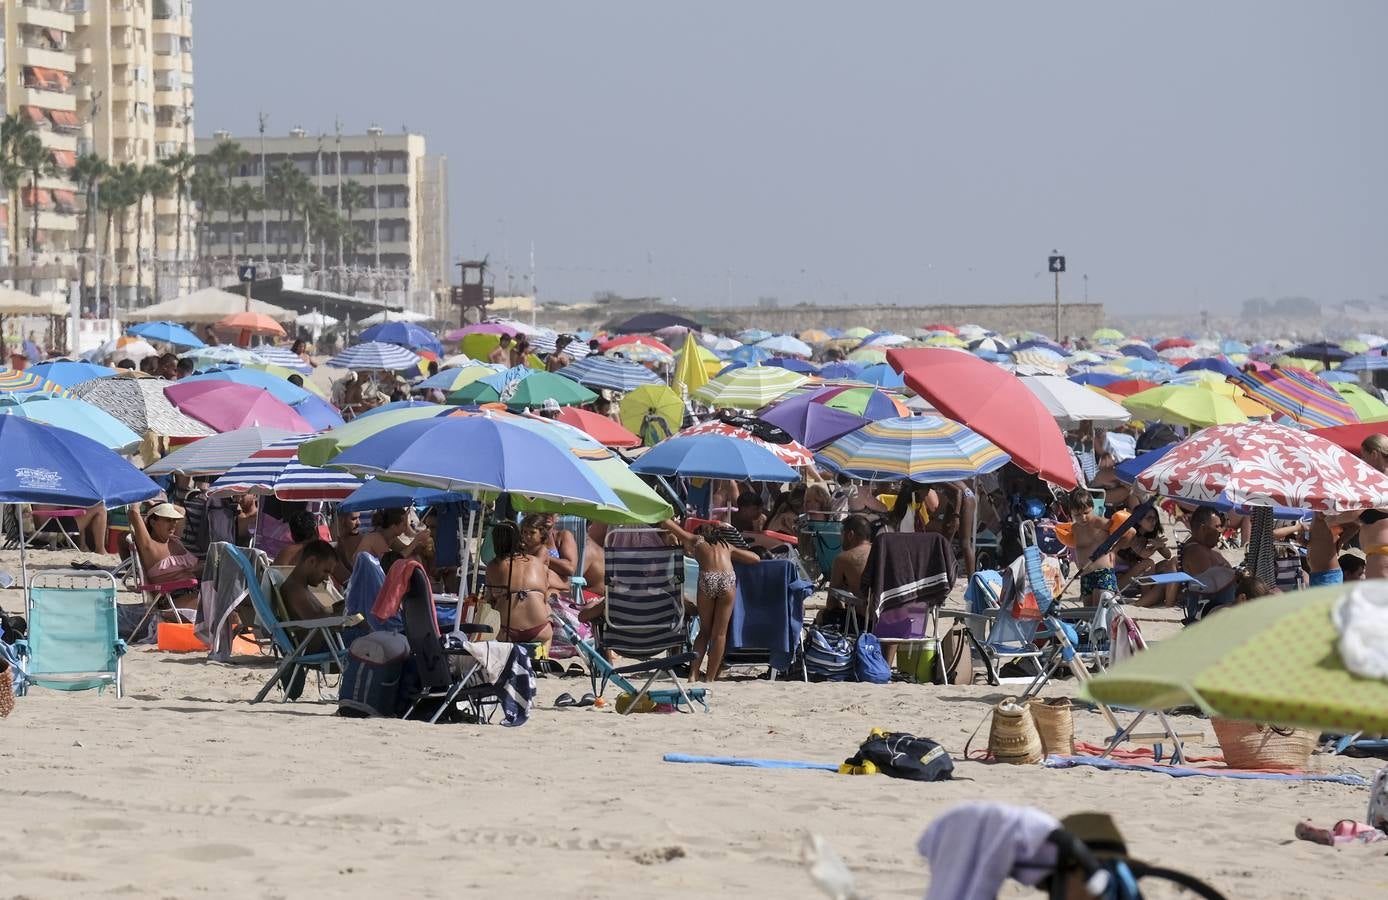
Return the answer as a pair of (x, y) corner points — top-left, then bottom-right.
(3, 546), (1386, 899)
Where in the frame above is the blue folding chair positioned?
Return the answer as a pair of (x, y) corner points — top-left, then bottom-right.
(16, 570), (124, 697)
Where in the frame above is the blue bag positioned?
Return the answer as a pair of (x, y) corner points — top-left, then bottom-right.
(803, 627), (854, 681)
(854, 633), (891, 684)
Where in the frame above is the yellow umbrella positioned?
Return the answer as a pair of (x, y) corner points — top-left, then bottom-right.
(848, 347), (888, 364)
(243, 361), (328, 397)
(673, 332), (710, 397)
(922, 334), (967, 348)
(1123, 384), (1250, 428)
(799, 329), (832, 344)
(619, 384), (684, 446)
(1197, 379), (1274, 418)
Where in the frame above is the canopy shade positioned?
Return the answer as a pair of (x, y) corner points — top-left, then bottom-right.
(124, 288), (295, 324)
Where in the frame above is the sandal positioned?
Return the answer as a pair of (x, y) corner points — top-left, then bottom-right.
(554, 692), (579, 709)
(1295, 819), (1387, 846)
(576, 692), (597, 708)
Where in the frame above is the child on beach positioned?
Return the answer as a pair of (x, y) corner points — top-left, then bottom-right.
(1067, 487), (1127, 603)
(660, 518), (762, 682)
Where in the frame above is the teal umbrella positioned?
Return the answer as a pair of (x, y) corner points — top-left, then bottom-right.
(0, 397), (141, 451)
(505, 371), (598, 410)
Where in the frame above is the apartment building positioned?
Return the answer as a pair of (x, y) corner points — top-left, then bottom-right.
(0, 0), (196, 302)
(195, 128), (450, 316)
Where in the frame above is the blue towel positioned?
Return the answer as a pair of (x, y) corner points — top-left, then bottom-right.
(664, 753), (839, 771)
(1045, 754), (1368, 785)
(343, 552), (388, 642)
(729, 559), (812, 671)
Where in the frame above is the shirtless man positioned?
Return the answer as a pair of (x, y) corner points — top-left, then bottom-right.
(821, 515), (872, 627)
(489, 334), (513, 366)
(279, 540), (343, 622)
(357, 508), (423, 562)
(1067, 487), (1123, 603)
(546, 336), (573, 372)
(1181, 507), (1230, 580)
(484, 516), (565, 645)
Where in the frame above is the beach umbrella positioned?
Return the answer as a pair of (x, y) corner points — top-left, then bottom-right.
(715, 362), (748, 378)
(210, 434), (362, 501)
(765, 357), (820, 375)
(1091, 328), (1125, 343)
(860, 332), (912, 348)
(1082, 585), (1388, 734)
(1010, 348), (1067, 373)
(1220, 339), (1250, 355)
(969, 337), (1011, 355)
(673, 331), (711, 397)
(358, 309), (432, 326)
(357, 400), (442, 419)
(919, 323), (959, 335)
(603, 342), (672, 365)
(1069, 372), (1123, 388)
(1232, 368), (1358, 428)
(359, 321), (444, 355)
(556, 355), (662, 393)
(0, 369), (64, 399)
(678, 419), (815, 467)
(1177, 356), (1240, 379)
(339, 478), (466, 514)
(1341, 340), (1370, 354)
(0, 413), (158, 508)
(551, 406), (641, 448)
(600, 334), (673, 355)
(164, 381), (314, 433)
(847, 347), (888, 365)
(692, 365), (807, 410)
(504, 371), (598, 410)
(143, 426), (295, 476)
(921, 334), (968, 349)
(1152, 338), (1193, 352)
(612, 312), (701, 334)
(101, 336), (159, 364)
(326, 341), (421, 372)
(886, 348), (1078, 489)
(1338, 351), (1388, 373)
(1119, 344), (1159, 362)
(1310, 421), (1388, 454)
(818, 361), (864, 380)
(1320, 370), (1358, 384)
(328, 415), (616, 504)
(127, 320), (205, 349)
(1333, 383), (1388, 422)
(446, 322), (518, 342)
(296, 311), (338, 329)
(450, 364), (534, 404)
(416, 364), (504, 393)
(727, 344), (772, 367)
(1020, 375), (1131, 429)
(1196, 379), (1275, 417)
(297, 406), (458, 467)
(799, 329), (832, 344)
(698, 333), (742, 353)
(177, 368), (316, 406)
(818, 415), (1010, 483)
(852, 363), (904, 388)
(290, 395), (346, 431)
(760, 390), (871, 449)
(70, 375), (214, 439)
(458, 332), (506, 362)
(815, 385), (910, 420)
(249, 344), (313, 374)
(630, 433), (798, 482)
(756, 335), (814, 357)
(842, 326), (872, 340)
(1104, 378), (1161, 397)
(180, 345), (263, 369)
(0, 397), (141, 452)
(738, 328), (773, 344)
(218, 311), (286, 340)
(1290, 341), (1352, 363)
(1122, 385), (1250, 428)
(25, 361), (116, 389)
(619, 384), (684, 446)
(1136, 421), (1388, 513)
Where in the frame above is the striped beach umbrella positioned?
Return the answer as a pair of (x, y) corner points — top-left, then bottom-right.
(180, 345), (264, 369)
(692, 365), (807, 409)
(209, 433), (361, 500)
(144, 426), (295, 476)
(0, 368), (65, 398)
(556, 355), (662, 392)
(249, 344), (313, 374)
(70, 375), (214, 439)
(1232, 368), (1358, 428)
(817, 416), (1011, 482)
(26, 360), (116, 389)
(327, 341), (421, 371)
(678, 419), (815, 467)
(416, 363), (504, 392)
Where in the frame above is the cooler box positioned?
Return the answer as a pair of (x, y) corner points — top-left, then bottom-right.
(338, 631), (411, 717)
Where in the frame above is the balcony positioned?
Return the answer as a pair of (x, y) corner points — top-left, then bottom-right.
(155, 124), (185, 143)
(16, 45), (76, 73)
(37, 130), (78, 152)
(13, 3), (74, 31)
(37, 210), (79, 232)
(109, 5), (139, 28)
(19, 86), (77, 112)
(75, 45), (92, 65)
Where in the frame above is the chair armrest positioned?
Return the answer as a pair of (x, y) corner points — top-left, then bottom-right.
(13, 639), (27, 658)
(279, 613), (364, 629)
(614, 652), (695, 676)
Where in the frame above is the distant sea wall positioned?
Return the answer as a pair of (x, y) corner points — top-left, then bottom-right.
(539, 302), (1105, 338)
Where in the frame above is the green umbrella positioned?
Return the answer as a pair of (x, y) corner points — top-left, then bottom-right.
(297, 406), (454, 467)
(1082, 586), (1388, 734)
(691, 365), (806, 410)
(448, 381), (503, 405)
(504, 371), (598, 410)
(1334, 383), (1388, 422)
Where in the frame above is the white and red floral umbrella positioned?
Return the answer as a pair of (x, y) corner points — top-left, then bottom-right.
(1135, 422), (1388, 513)
(677, 419), (815, 467)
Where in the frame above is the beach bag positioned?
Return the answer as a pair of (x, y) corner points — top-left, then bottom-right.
(1027, 698), (1075, 756)
(854, 634), (891, 684)
(966, 697), (1043, 764)
(933, 620), (974, 685)
(1211, 719), (1317, 771)
(844, 730), (953, 782)
(804, 626), (854, 681)
(0, 656), (14, 718)
(546, 594), (590, 660)
(1369, 767), (1388, 832)
(338, 631), (410, 718)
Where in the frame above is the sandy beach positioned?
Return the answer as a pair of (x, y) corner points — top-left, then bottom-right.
(2, 548), (1384, 899)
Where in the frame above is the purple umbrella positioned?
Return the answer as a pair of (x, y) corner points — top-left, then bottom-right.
(761, 388), (872, 449)
(444, 323), (519, 342)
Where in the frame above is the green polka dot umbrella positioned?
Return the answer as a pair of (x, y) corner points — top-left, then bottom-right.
(1081, 585), (1388, 734)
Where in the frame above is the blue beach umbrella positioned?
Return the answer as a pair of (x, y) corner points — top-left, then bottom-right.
(555, 355), (662, 392)
(629, 433), (798, 482)
(1070, 372), (1123, 388)
(127, 320), (205, 349)
(359, 321), (444, 356)
(818, 362), (864, 380)
(0, 416), (158, 507)
(857, 363), (906, 388)
(339, 478), (467, 514)
(290, 395), (345, 430)
(24, 360), (117, 389)
(765, 357), (820, 375)
(356, 400), (445, 420)
(728, 345), (772, 366)
(327, 341), (421, 371)
(0, 397), (141, 452)
(1339, 352), (1388, 373)
(1178, 357), (1240, 379)
(817, 416), (1011, 483)
(178, 368), (315, 406)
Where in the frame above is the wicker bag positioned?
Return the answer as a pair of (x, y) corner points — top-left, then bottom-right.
(988, 697), (1043, 764)
(1212, 718), (1317, 770)
(0, 659), (14, 719)
(1028, 697), (1075, 756)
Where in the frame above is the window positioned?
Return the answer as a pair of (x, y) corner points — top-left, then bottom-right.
(344, 156), (367, 175)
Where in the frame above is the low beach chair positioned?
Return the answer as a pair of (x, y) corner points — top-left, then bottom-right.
(558, 618), (707, 714)
(222, 544), (357, 703)
(396, 565), (499, 723)
(16, 570), (124, 698)
(125, 533), (199, 643)
(723, 558), (813, 680)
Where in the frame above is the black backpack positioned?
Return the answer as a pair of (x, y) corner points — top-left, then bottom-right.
(844, 731), (954, 782)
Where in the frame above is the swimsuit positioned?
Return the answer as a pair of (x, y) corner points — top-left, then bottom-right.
(1080, 567), (1119, 596)
(697, 570), (737, 596)
(1308, 569), (1344, 587)
(502, 621), (550, 642)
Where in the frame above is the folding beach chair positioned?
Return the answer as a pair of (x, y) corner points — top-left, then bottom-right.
(802, 518), (843, 586)
(397, 565), (501, 724)
(957, 547), (1060, 685)
(27, 507), (84, 551)
(125, 533), (199, 643)
(16, 570), (124, 698)
(597, 526), (688, 659)
(558, 618), (707, 713)
(222, 544), (357, 703)
(722, 558), (812, 681)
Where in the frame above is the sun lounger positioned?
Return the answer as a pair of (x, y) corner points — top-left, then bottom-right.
(16, 570), (124, 697)
(557, 617), (707, 714)
(599, 526), (688, 659)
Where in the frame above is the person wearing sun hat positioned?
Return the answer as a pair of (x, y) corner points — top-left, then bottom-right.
(128, 501), (200, 615)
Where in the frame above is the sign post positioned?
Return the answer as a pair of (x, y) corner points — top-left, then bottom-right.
(1048, 253), (1065, 341)
(237, 264), (257, 313)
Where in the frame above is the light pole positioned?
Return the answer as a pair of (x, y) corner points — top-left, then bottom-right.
(258, 111), (268, 265)
(369, 124), (382, 273)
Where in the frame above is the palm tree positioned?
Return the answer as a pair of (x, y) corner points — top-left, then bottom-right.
(18, 131), (57, 263)
(0, 115), (38, 275)
(338, 179), (369, 268)
(227, 183), (262, 262)
(102, 166), (138, 299)
(159, 149), (196, 271)
(205, 138), (247, 199)
(140, 164), (175, 301)
(266, 160), (308, 261)
(69, 153), (108, 298)
(188, 163), (223, 264)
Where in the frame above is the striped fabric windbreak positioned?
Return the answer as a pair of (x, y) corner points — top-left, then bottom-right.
(208, 434), (361, 500)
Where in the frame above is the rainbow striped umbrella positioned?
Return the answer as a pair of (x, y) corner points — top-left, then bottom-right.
(0, 369), (65, 398)
(816, 415), (1011, 483)
(1232, 368), (1358, 428)
(208, 433), (361, 501)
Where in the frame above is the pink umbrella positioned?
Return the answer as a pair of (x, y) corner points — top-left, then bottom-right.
(164, 381), (313, 433)
(444, 323), (519, 342)
(677, 419), (815, 466)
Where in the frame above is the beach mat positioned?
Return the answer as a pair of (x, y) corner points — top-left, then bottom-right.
(1045, 753), (1368, 785)
(664, 753), (839, 772)
(1073, 741), (1223, 764)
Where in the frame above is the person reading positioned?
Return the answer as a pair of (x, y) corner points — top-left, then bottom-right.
(278, 540), (343, 622)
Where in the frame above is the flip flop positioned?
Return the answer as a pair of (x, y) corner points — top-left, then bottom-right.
(576, 692), (597, 708)
(554, 692), (579, 709)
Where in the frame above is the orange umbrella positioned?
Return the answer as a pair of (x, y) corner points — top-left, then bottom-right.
(217, 312), (286, 348)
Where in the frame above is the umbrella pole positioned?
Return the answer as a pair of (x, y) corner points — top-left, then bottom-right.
(16, 506), (29, 617)
(452, 503), (475, 637)
(1245, 506), (1276, 586)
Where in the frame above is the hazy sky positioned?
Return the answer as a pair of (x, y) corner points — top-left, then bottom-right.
(195, 1), (1386, 312)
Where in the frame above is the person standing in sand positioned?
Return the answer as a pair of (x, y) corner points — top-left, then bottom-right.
(659, 518), (761, 683)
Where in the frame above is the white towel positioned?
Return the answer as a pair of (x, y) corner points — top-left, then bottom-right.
(1332, 583), (1388, 681)
(918, 802), (1059, 900)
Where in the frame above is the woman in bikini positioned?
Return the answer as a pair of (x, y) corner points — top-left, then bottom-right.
(660, 518), (761, 683)
(483, 517), (565, 645)
(1354, 434), (1388, 578)
(127, 502), (201, 617)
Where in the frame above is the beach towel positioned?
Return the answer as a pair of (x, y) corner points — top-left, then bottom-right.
(662, 754), (840, 771)
(194, 542), (254, 662)
(1044, 754), (1369, 785)
(373, 558), (429, 622)
(447, 637), (536, 726)
(343, 552), (388, 641)
(917, 802), (1060, 900)
(861, 531), (955, 613)
(729, 559), (812, 671)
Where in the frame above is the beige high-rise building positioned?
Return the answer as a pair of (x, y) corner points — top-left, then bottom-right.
(195, 128), (450, 317)
(0, 0), (196, 306)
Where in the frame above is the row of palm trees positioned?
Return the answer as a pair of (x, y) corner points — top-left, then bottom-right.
(0, 119), (376, 303)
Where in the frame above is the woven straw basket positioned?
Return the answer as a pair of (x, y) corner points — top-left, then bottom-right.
(1028, 697), (1075, 756)
(1212, 718), (1318, 770)
(988, 697), (1043, 764)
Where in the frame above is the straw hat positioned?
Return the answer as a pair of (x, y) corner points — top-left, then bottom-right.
(147, 502), (185, 520)
(1059, 812), (1130, 860)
